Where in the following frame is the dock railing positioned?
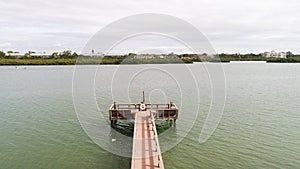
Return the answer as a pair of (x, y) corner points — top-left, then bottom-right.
(150, 112), (165, 169)
(131, 113), (138, 169)
(109, 103), (178, 121)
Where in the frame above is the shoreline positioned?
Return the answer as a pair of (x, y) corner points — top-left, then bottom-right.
(1, 58), (300, 66)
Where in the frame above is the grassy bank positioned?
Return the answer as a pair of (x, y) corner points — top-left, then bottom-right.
(0, 58), (77, 65)
(1, 57), (300, 65)
(0, 57), (192, 65)
(206, 57), (300, 63)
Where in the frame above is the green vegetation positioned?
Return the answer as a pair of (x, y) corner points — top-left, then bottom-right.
(1, 50), (300, 65)
(0, 57), (190, 65)
(0, 51), (5, 58)
(0, 51), (192, 65)
(203, 52), (300, 63)
(0, 50), (80, 65)
(0, 58), (76, 65)
(50, 50), (78, 59)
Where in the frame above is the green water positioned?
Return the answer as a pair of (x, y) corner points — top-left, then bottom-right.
(0, 64), (299, 168)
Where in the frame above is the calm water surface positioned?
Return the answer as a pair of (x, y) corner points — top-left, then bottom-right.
(0, 63), (299, 168)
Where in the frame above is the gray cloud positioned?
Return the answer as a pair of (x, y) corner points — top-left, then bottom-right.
(0, 0), (299, 53)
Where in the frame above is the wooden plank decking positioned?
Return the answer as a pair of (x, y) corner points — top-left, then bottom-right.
(131, 111), (164, 169)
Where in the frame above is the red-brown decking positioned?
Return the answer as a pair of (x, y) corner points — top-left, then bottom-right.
(131, 111), (164, 169)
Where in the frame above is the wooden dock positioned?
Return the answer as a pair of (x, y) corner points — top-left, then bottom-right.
(131, 111), (164, 169)
(108, 92), (178, 169)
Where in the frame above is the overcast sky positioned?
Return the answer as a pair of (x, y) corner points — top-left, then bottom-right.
(0, 0), (299, 54)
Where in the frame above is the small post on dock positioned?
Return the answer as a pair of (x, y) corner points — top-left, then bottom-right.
(113, 101), (116, 109)
(142, 90), (145, 104)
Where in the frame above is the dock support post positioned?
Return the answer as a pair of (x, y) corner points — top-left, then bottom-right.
(111, 120), (117, 127)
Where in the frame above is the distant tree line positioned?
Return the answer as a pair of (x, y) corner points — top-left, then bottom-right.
(217, 52), (300, 58)
(0, 51), (5, 58)
(49, 50), (78, 59)
(0, 50), (78, 59)
(2, 50), (300, 65)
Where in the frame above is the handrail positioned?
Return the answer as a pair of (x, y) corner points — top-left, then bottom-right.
(131, 113), (138, 169)
(110, 103), (178, 110)
(150, 112), (165, 169)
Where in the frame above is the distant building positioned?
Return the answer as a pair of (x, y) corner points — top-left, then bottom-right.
(180, 53), (213, 60)
(82, 53), (104, 57)
(134, 54), (156, 59)
(262, 50), (287, 58)
(5, 52), (52, 58)
(5, 53), (23, 58)
(30, 53), (52, 58)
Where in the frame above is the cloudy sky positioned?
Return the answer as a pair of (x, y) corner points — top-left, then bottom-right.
(0, 0), (299, 54)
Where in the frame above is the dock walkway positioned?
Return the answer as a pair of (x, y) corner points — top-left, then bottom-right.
(131, 111), (164, 169)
